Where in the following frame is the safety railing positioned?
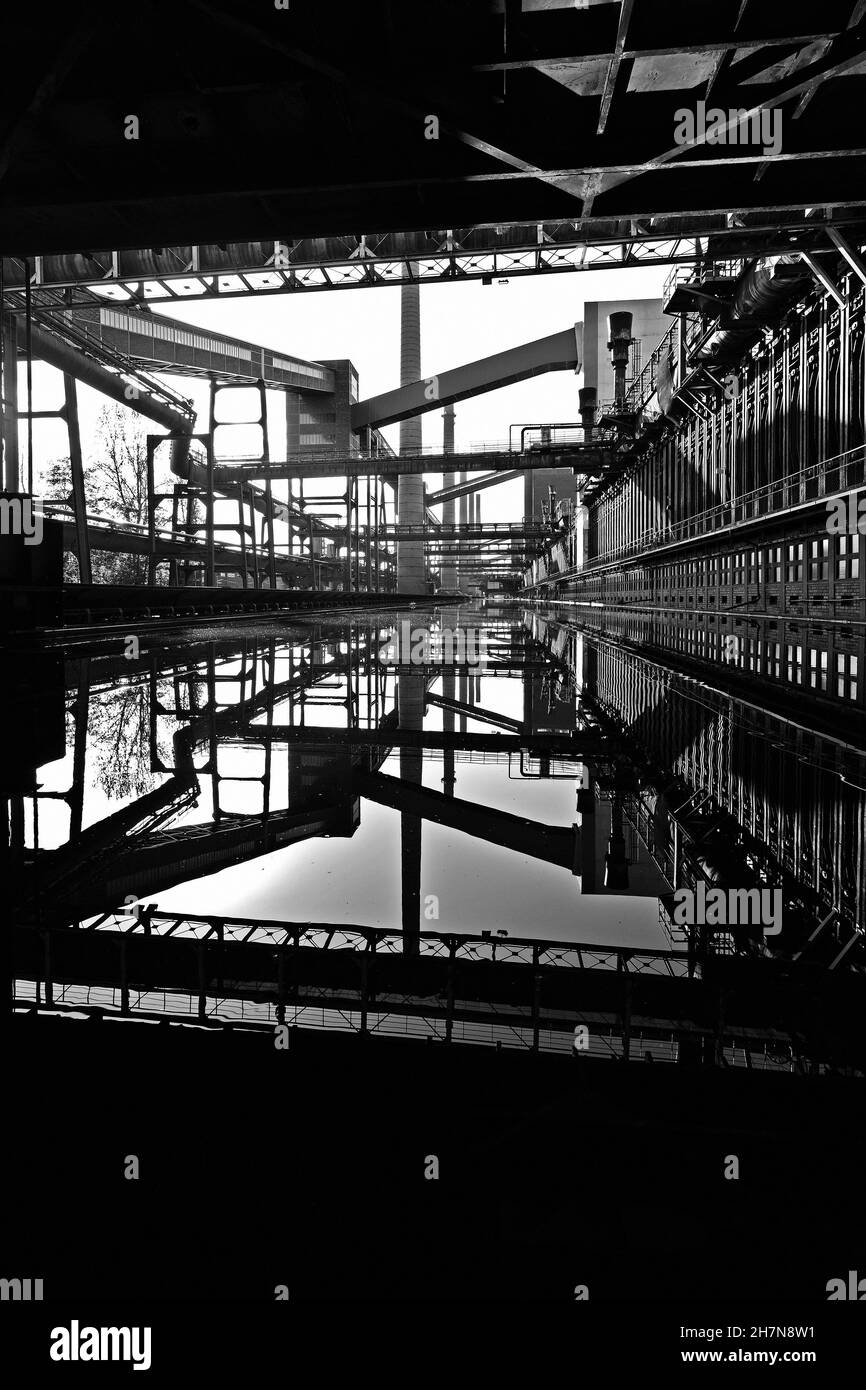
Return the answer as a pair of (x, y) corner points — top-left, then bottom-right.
(75, 909), (692, 978)
(590, 444), (866, 568)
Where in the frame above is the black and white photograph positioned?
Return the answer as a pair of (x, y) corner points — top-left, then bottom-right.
(1, 0), (865, 1369)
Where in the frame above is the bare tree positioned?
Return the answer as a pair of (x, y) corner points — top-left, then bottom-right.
(43, 404), (201, 584)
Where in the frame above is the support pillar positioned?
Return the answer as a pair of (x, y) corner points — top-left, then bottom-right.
(440, 404), (457, 590)
(1, 310), (19, 491)
(63, 373), (92, 584)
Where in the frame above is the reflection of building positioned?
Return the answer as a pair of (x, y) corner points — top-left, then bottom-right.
(534, 607), (866, 967)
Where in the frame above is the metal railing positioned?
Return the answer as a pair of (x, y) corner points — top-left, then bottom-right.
(76, 910), (692, 977)
(11, 983), (806, 1070)
(591, 444), (866, 568)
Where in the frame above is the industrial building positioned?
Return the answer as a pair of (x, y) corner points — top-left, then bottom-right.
(1, 0), (865, 1339)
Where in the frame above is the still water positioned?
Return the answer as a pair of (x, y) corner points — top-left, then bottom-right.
(11, 600), (866, 1066)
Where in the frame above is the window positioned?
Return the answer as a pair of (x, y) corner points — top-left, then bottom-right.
(809, 649), (828, 691)
(809, 537), (829, 580)
(300, 431), (336, 446)
(786, 542), (804, 582)
(836, 653), (859, 700)
(786, 644), (803, 683)
(767, 545), (782, 583)
(836, 533), (860, 580)
(766, 642), (781, 678)
(734, 552), (746, 585)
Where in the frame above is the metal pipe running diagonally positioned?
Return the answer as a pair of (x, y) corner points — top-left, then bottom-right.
(18, 317), (195, 478)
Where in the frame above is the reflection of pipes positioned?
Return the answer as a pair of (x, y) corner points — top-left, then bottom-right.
(442, 671), (455, 797)
(399, 666), (425, 958)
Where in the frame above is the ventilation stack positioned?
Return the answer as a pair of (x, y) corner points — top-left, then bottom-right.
(396, 283), (425, 593)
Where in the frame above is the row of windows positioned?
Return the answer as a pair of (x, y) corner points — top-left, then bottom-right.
(696, 629), (860, 699)
(656, 536), (860, 589)
(300, 431), (336, 445)
(102, 308), (328, 382)
(101, 307), (248, 358)
(273, 356), (326, 381)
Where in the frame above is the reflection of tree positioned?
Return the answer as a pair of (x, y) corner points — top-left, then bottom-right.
(88, 685), (156, 802)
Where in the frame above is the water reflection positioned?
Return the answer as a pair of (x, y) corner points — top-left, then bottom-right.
(7, 601), (866, 1071)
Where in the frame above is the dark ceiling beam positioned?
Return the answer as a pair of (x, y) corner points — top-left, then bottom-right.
(474, 33), (836, 71)
(827, 226), (866, 284)
(11, 148), (862, 236)
(579, 24), (807, 217)
(0, 12), (104, 186)
(596, 0), (634, 136)
(182, 0), (584, 205)
(790, 0), (864, 118)
(594, 17), (866, 206)
(705, 47), (735, 100)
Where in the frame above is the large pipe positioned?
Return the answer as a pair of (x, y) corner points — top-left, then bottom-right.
(354, 323), (583, 431)
(694, 256), (812, 367)
(607, 312), (633, 407)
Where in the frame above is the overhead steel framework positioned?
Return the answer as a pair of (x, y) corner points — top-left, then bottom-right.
(2, 3), (866, 257)
(4, 1), (866, 614)
(14, 910), (866, 1071)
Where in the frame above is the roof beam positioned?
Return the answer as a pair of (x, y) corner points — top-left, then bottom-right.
(428, 470), (524, 505)
(826, 226), (866, 285)
(799, 250), (846, 305)
(0, 13), (103, 186)
(184, 0), (585, 205)
(352, 324), (582, 431)
(474, 34), (835, 71)
(596, 0), (634, 136)
(594, 17), (866, 205)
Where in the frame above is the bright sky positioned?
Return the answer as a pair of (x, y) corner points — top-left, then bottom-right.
(26, 263), (669, 523)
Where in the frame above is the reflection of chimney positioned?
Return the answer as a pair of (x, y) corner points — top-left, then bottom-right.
(579, 386), (597, 439)
(607, 311), (633, 408)
(399, 662), (425, 957)
(604, 796), (629, 891)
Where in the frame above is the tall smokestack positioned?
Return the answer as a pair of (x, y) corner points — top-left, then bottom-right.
(441, 404), (456, 590)
(397, 283), (425, 593)
(579, 386), (597, 439)
(396, 283), (425, 954)
(607, 311), (633, 409)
